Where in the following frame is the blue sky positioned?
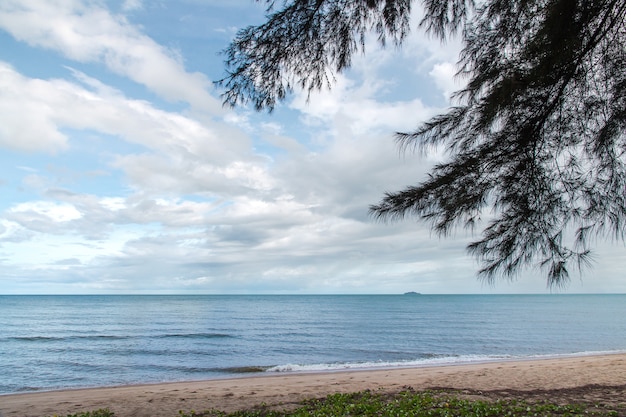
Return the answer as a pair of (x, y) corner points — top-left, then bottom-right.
(0, 0), (624, 294)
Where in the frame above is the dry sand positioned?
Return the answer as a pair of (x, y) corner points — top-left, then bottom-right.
(1, 353), (625, 417)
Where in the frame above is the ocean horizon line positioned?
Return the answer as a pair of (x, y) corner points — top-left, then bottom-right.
(2, 292), (625, 296)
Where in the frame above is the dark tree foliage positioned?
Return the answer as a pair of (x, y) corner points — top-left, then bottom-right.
(218, 0), (413, 111)
(218, 0), (626, 287)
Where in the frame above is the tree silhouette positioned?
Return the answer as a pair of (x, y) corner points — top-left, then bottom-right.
(218, 0), (626, 287)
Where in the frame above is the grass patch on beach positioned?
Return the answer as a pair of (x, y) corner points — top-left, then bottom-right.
(177, 390), (619, 417)
(56, 390), (621, 417)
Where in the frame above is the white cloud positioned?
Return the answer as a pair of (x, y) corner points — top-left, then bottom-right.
(430, 61), (459, 101)
(9, 201), (82, 223)
(0, 0), (220, 112)
(291, 84), (433, 136)
(122, 0), (142, 12)
(287, 28), (453, 137)
(0, 65), (256, 182)
(2, 1), (621, 295)
(0, 63), (69, 153)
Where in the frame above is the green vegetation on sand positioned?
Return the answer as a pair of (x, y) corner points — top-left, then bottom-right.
(55, 389), (622, 417)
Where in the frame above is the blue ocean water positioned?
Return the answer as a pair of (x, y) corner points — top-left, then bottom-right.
(0, 294), (625, 394)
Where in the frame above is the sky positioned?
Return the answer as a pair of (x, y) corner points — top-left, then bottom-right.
(0, 0), (624, 294)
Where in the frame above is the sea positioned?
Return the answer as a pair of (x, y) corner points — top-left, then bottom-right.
(1, 294), (625, 395)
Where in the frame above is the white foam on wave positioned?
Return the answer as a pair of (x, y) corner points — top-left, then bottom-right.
(265, 350), (626, 374)
(265, 354), (511, 373)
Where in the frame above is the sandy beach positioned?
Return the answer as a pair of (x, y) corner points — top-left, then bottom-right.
(1, 353), (625, 417)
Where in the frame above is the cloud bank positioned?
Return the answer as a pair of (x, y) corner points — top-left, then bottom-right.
(0, 1), (623, 294)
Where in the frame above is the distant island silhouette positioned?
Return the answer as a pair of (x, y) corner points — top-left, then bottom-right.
(403, 291), (421, 295)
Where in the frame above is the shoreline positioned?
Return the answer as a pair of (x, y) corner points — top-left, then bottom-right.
(4, 350), (625, 396)
(1, 353), (625, 417)
(3, 350), (625, 396)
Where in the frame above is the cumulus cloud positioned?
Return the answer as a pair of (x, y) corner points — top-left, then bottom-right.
(8, 200), (82, 226)
(0, 63), (70, 153)
(0, 12), (472, 294)
(0, 64), (256, 171)
(0, 0), (220, 112)
(121, 0), (142, 12)
(290, 77), (433, 136)
(429, 61), (459, 101)
(4, 1), (616, 295)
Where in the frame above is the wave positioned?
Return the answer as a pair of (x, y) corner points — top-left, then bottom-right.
(262, 350), (626, 374)
(220, 366), (275, 374)
(263, 355), (505, 373)
(4, 332), (234, 343)
(6, 335), (131, 342)
(5, 336), (63, 342)
(207, 355), (518, 376)
(154, 333), (234, 340)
